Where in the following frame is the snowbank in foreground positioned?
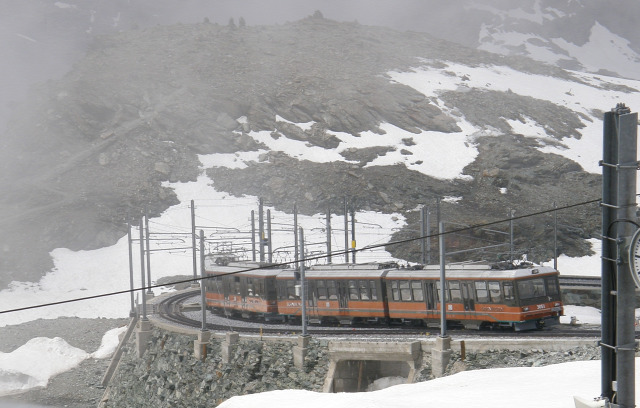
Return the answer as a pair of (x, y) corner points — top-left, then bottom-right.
(219, 358), (637, 408)
(0, 326), (125, 396)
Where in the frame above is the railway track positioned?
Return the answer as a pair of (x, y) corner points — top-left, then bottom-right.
(156, 289), (601, 338)
(559, 275), (601, 288)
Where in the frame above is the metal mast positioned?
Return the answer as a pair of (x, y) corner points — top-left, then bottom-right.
(600, 103), (637, 407)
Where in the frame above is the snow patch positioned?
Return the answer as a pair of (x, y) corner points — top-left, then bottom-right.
(366, 376), (406, 391)
(552, 22), (640, 80)
(91, 326), (127, 359)
(560, 305), (600, 325)
(54, 2), (76, 9)
(218, 358), (640, 408)
(555, 238), (600, 276)
(0, 338), (88, 396)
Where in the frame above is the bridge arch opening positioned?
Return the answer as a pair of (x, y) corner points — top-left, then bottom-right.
(331, 359), (412, 392)
(322, 341), (422, 393)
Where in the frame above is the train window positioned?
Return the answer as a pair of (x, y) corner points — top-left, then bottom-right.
(503, 282), (515, 303)
(278, 281), (291, 300)
(234, 277), (241, 295)
(327, 281), (338, 300)
(317, 280), (328, 300)
(517, 278), (545, 300)
(400, 281), (412, 301)
(267, 281), (276, 299)
(391, 281), (400, 301)
(286, 280), (297, 300)
(475, 281), (489, 303)
(349, 280), (359, 300)
(370, 280), (378, 301)
(435, 281), (447, 301)
(488, 281), (501, 303)
(411, 281), (424, 301)
(448, 281), (461, 302)
(545, 277), (559, 296)
(359, 280), (370, 300)
(247, 278), (255, 297)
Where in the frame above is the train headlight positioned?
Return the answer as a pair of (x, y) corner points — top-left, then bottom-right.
(522, 306), (529, 312)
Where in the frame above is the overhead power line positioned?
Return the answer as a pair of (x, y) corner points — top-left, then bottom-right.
(0, 196), (602, 316)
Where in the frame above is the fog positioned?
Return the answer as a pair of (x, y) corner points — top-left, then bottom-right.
(0, 0), (484, 133)
(3, 0), (638, 135)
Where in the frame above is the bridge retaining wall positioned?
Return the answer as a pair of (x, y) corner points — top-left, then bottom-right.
(99, 322), (599, 407)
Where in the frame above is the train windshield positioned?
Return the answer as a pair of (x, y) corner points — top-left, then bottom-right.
(516, 276), (561, 301)
(517, 278), (545, 299)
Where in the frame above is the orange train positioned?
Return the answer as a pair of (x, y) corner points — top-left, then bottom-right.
(203, 260), (563, 331)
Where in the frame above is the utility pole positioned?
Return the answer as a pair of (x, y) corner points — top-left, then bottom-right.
(600, 103), (637, 407)
(438, 221), (446, 336)
(350, 206), (356, 264)
(145, 215), (153, 295)
(251, 210), (256, 261)
(127, 223), (135, 316)
(553, 202), (558, 270)
(509, 208), (515, 264)
(199, 230), (207, 331)
(138, 219), (147, 321)
(436, 197), (441, 264)
(259, 198), (265, 262)
(427, 206), (431, 264)
(420, 206), (427, 265)
(294, 204), (298, 267)
(344, 198), (349, 263)
(299, 227), (307, 336)
(326, 207), (332, 264)
(267, 209), (272, 263)
(191, 200), (197, 282)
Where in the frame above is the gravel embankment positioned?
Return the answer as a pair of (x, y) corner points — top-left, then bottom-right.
(0, 317), (130, 408)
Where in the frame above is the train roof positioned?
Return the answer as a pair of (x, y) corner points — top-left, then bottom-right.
(204, 261), (557, 280)
(385, 264), (558, 279)
(276, 268), (388, 279)
(205, 261), (285, 277)
(310, 263), (392, 271)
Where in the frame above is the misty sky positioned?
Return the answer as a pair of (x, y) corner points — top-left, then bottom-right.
(1, 0), (638, 133)
(0, 0), (471, 132)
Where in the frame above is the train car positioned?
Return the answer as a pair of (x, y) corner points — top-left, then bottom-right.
(275, 263), (390, 325)
(203, 260), (285, 320)
(384, 263), (563, 331)
(204, 258), (563, 331)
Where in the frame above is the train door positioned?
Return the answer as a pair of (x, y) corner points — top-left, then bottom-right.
(222, 276), (234, 316)
(425, 282), (436, 310)
(242, 277), (251, 309)
(379, 278), (390, 321)
(307, 279), (318, 316)
(461, 282), (475, 312)
(337, 280), (350, 312)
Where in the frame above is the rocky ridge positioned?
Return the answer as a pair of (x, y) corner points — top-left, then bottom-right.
(0, 14), (611, 286)
(101, 328), (599, 407)
(0, 317), (605, 408)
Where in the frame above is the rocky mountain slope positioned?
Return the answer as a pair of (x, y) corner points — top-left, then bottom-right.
(409, 0), (640, 81)
(0, 13), (611, 286)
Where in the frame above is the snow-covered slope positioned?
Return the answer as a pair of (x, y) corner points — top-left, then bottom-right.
(471, 1), (640, 80)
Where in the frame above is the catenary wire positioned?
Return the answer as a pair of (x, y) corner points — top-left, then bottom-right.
(0, 196), (603, 316)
